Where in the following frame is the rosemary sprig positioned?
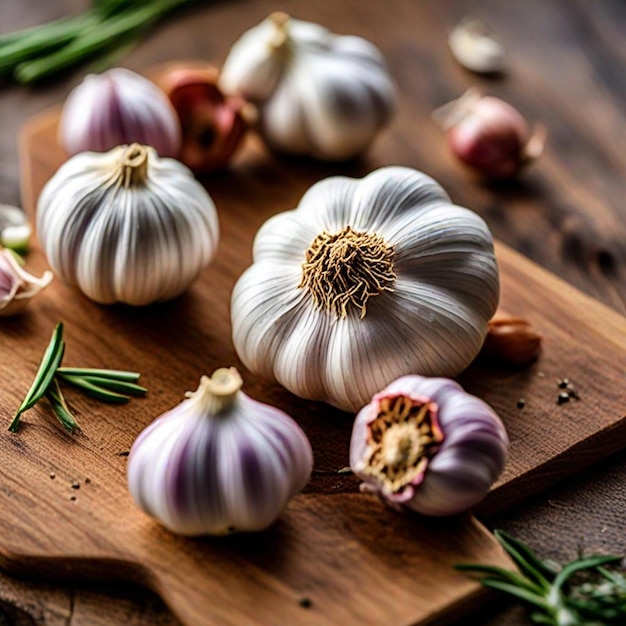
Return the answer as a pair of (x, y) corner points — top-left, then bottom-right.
(9, 323), (146, 433)
(456, 530), (625, 625)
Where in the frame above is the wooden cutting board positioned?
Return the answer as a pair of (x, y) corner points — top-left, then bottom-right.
(0, 110), (624, 625)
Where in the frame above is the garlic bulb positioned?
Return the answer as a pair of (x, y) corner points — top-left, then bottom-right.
(231, 166), (499, 413)
(0, 248), (52, 317)
(219, 12), (395, 160)
(37, 144), (218, 305)
(59, 68), (181, 157)
(127, 368), (313, 536)
(350, 375), (508, 516)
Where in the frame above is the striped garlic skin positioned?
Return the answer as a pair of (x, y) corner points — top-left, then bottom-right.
(59, 68), (181, 158)
(350, 375), (509, 516)
(127, 376), (313, 536)
(219, 13), (395, 161)
(37, 145), (219, 306)
(231, 166), (499, 413)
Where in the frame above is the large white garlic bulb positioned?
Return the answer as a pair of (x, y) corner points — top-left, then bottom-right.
(231, 166), (499, 413)
(37, 144), (219, 305)
(219, 12), (395, 160)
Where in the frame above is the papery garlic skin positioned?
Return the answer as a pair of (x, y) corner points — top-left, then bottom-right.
(60, 68), (181, 157)
(0, 249), (52, 316)
(350, 375), (508, 516)
(127, 368), (313, 536)
(231, 166), (499, 413)
(37, 144), (218, 306)
(219, 12), (395, 161)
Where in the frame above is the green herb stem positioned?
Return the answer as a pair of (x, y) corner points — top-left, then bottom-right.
(14, 0), (195, 84)
(58, 372), (147, 397)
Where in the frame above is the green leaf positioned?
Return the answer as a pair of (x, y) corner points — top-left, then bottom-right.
(553, 556), (623, 592)
(9, 323), (65, 432)
(57, 373), (130, 403)
(480, 578), (553, 611)
(45, 379), (80, 433)
(455, 563), (545, 595)
(70, 375), (146, 396)
(495, 530), (556, 589)
(56, 367), (141, 382)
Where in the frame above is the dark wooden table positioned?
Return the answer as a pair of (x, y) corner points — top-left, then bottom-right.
(1, 1), (625, 624)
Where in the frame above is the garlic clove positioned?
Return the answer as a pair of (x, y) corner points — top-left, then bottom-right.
(434, 90), (546, 178)
(0, 204), (31, 253)
(0, 248), (53, 317)
(59, 68), (181, 158)
(128, 368), (313, 536)
(449, 18), (507, 74)
(350, 375), (508, 516)
(153, 63), (248, 173)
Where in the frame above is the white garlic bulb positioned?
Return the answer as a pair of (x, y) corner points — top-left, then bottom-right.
(231, 166), (499, 413)
(0, 248), (52, 317)
(37, 144), (218, 306)
(59, 68), (181, 157)
(127, 368), (313, 536)
(219, 12), (395, 161)
(0, 204), (31, 253)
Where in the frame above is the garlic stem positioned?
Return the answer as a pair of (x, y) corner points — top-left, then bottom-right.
(190, 367), (243, 414)
(269, 11), (290, 51)
(120, 143), (149, 187)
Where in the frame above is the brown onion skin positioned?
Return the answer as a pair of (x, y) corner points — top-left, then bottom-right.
(154, 64), (248, 174)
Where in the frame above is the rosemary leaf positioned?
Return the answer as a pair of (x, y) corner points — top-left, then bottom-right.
(494, 530), (554, 590)
(480, 579), (553, 611)
(69, 375), (147, 396)
(9, 323), (65, 432)
(45, 379), (80, 433)
(552, 555), (623, 593)
(57, 373), (130, 403)
(57, 367), (141, 382)
(455, 563), (545, 595)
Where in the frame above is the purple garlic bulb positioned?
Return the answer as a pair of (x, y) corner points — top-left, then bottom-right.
(350, 375), (508, 516)
(128, 368), (313, 536)
(59, 67), (181, 157)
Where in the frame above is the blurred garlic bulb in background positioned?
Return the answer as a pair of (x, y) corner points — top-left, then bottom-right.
(128, 368), (313, 536)
(231, 166), (499, 412)
(59, 68), (181, 157)
(37, 144), (218, 305)
(219, 12), (395, 161)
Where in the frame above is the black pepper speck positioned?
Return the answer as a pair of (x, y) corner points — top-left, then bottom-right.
(557, 392), (570, 405)
(71, 481), (80, 490)
(298, 597), (312, 609)
(516, 398), (525, 409)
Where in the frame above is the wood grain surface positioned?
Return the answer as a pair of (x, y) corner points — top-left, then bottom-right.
(1, 0), (626, 625)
